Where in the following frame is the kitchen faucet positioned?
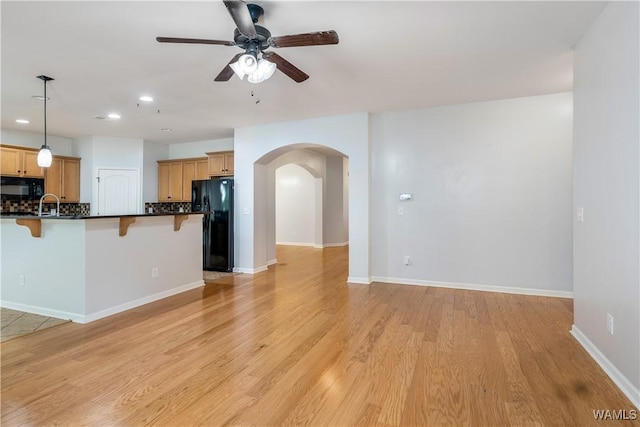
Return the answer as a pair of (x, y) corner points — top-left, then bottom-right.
(38, 193), (60, 216)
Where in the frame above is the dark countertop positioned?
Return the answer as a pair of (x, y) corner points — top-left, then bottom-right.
(0, 212), (207, 220)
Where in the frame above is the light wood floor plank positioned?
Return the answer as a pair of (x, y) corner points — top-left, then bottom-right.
(1, 245), (637, 426)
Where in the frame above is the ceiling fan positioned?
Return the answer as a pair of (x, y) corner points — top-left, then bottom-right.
(156, 0), (339, 83)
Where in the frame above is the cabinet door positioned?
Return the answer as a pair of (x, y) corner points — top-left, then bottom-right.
(44, 158), (63, 202)
(22, 151), (44, 178)
(158, 163), (171, 202)
(182, 161), (195, 202)
(169, 162), (183, 201)
(208, 153), (225, 176)
(0, 147), (21, 176)
(62, 159), (80, 202)
(196, 159), (209, 180)
(224, 152), (234, 175)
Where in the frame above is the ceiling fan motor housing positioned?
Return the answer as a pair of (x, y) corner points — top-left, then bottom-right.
(233, 25), (272, 51)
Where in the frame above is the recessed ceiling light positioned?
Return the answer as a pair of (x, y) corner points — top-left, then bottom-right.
(161, 128), (172, 132)
(139, 96), (154, 102)
(107, 113), (121, 119)
(32, 95), (50, 101)
(16, 119), (29, 124)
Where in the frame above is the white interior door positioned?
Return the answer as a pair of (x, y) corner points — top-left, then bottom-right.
(97, 168), (140, 215)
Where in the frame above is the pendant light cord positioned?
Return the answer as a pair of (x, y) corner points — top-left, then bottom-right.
(43, 78), (47, 147)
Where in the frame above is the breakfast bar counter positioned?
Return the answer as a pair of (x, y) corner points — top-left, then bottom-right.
(1, 213), (205, 323)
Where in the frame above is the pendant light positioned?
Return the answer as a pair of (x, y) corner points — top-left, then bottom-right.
(36, 75), (54, 167)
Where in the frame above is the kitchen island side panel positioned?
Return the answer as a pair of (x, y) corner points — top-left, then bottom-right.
(0, 219), (87, 320)
(83, 215), (204, 321)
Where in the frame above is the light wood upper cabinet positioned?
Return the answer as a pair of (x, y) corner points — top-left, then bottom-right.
(44, 156), (81, 203)
(0, 145), (44, 177)
(196, 158), (209, 180)
(182, 161), (195, 203)
(207, 151), (234, 176)
(158, 157), (209, 202)
(158, 161), (184, 202)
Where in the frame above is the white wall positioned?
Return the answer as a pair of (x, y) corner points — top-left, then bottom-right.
(324, 155), (348, 245)
(572, 1), (640, 407)
(0, 128), (74, 156)
(168, 137), (233, 159)
(143, 141), (169, 202)
(371, 92), (574, 295)
(72, 137), (145, 214)
(73, 137), (93, 203)
(275, 163), (317, 245)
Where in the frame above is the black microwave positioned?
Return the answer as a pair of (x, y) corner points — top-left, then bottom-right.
(0, 176), (46, 201)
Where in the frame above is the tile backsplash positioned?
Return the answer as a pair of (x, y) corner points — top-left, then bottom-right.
(0, 200), (90, 216)
(144, 202), (191, 213)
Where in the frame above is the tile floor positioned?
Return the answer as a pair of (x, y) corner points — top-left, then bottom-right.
(0, 308), (69, 342)
(1, 271), (238, 342)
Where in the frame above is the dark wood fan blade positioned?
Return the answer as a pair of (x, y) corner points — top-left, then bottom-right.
(263, 52), (309, 83)
(268, 30), (339, 48)
(156, 37), (235, 46)
(223, 0), (257, 38)
(214, 53), (243, 81)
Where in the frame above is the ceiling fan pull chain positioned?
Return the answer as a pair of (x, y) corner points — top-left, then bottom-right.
(251, 89), (261, 105)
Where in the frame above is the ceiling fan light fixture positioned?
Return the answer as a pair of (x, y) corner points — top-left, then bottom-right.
(247, 59), (276, 84)
(237, 52), (258, 74)
(229, 60), (246, 80)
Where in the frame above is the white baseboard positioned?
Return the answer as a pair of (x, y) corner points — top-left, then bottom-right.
(266, 259), (278, 266)
(318, 241), (349, 248)
(276, 242), (317, 247)
(276, 242), (349, 249)
(370, 276), (573, 298)
(571, 325), (640, 410)
(0, 300), (83, 323)
(81, 279), (205, 324)
(0, 279), (206, 324)
(233, 265), (268, 274)
(347, 277), (372, 285)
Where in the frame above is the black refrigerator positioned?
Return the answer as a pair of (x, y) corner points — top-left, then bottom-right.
(192, 178), (234, 272)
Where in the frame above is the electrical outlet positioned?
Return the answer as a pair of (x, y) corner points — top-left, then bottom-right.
(398, 207), (404, 216)
(576, 207), (584, 222)
(404, 256), (411, 266)
(151, 267), (159, 278)
(19, 274), (25, 287)
(607, 313), (614, 335)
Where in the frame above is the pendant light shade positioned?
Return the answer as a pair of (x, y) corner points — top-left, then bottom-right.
(36, 75), (54, 168)
(37, 145), (52, 167)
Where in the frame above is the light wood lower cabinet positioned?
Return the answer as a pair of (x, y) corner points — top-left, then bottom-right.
(0, 145), (44, 177)
(44, 156), (81, 203)
(158, 157), (208, 202)
(207, 151), (234, 176)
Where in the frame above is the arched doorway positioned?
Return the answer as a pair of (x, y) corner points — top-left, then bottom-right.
(232, 113), (370, 283)
(263, 148), (349, 268)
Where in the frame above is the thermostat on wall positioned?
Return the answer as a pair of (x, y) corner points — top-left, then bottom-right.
(399, 193), (413, 201)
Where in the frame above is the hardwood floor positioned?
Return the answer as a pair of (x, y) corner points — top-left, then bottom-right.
(1, 245), (637, 426)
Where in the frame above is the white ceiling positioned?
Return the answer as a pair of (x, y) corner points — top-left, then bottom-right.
(1, 1), (606, 144)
